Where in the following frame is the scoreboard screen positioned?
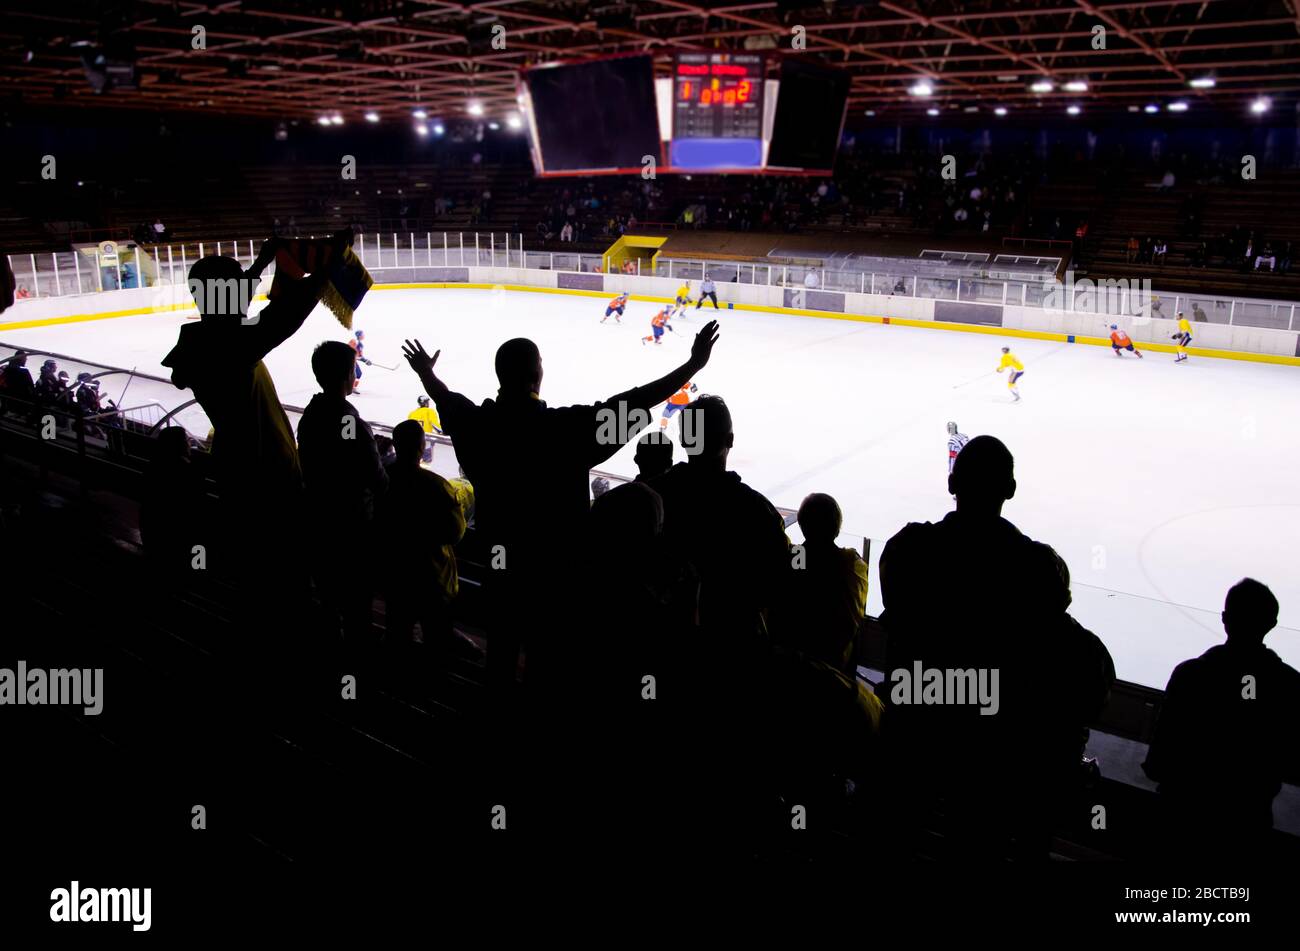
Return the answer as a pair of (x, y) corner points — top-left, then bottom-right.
(670, 52), (765, 170)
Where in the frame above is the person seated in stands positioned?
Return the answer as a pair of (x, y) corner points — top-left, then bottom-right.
(879, 435), (1065, 859)
(769, 492), (868, 673)
(1125, 235), (1139, 263)
(648, 395), (789, 650)
(1255, 243), (1276, 272)
(73, 373), (118, 431)
(1143, 579), (1300, 857)
(14, 285), (31, 300)
(633, 429), (673, 482)
(401, 319), (720, 697)
(0, 350), (35, 418)
(375, 419), (466, 668)
(1152, 238), (1167, 265)
(161, 233), (342, 589)
(297, 340), (387, 644)
(34, 359), (67, 409)
(139, 426), (207, 577)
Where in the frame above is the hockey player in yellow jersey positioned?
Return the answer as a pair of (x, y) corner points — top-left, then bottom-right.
(407, 394), (441, 464)
(996, 347), (1024, 402)
(1173, 312), (1193, 363)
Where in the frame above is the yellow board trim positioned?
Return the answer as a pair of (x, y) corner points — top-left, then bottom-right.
(5, 282), (1298, 367)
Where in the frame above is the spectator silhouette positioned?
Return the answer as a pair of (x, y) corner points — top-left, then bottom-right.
(879, 435), (1061, 859)
(297, 340), (387, 643)
(0, 254), (14, 314)
(376, 419), (466, 668)
(770, 492), (867, 672)
(648, 395), (789, 649)
(401, 320), (720, 697)
(1, 351), (35, 416)
(140, 427), (208, 578)
(161, 235), (339, 584)
(633, 429), (673, 482)
(1143, 578), (1300, 856)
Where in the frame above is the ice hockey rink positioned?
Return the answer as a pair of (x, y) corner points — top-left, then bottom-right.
(5, 285), (1299, 690)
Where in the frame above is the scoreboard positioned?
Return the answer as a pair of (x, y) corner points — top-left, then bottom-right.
(670, 52), (765, 170)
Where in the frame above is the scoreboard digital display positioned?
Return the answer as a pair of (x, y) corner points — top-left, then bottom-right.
(670, 52), (765, 170)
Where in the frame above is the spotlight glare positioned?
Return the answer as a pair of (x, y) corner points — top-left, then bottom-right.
(994, 106), (1008, 116)
(364, 111), (380, 123)
(467, 100), (485, 116)
(1064, 80), (1088, 92)
(908, 81), (933, 97)
(506, 113), (523, 130)
(415, 123), (429, 136)
(1144, 104), (1159, 114)
(1250, 97), (1271, 114)
(925, 107), (939, 116)
(1189, 77), (1216, 89)
(412, 108), (428, 119)
(1066, 105), (1081, 116)
(1167, 101), (1188, 113)
(1030, 80), (1054, 93)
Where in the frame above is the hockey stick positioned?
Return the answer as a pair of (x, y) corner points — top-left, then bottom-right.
(368, 361), (399, 371)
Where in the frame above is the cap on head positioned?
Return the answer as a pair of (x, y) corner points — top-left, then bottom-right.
(417, 394), (430, 407)
(1001, 346), (1010, 353)
(947, 421), (958, 435)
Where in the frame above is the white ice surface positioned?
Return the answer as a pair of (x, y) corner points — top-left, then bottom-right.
(5, 287), (1298, 689)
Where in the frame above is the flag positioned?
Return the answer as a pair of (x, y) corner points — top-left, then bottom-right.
(270, 237), (373, 329)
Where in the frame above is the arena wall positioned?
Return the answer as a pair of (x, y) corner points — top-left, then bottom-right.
(5, 264), (1299, 364)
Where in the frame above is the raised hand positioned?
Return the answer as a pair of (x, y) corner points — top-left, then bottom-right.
(401, 338), (440, 379)
(690, 320), (720, 369)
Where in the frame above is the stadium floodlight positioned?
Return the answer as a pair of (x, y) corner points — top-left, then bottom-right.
(364, 111), (380, 123)
(925, 107), (940, 116)
(412, 108), (428, 119)
(488, 120), (501, 130)
(994, 106), (1008, 117)
(1127, 105), (1140, 113)
(317, 116), (332, 126)
(415, 123), (429, 136)
(864, 109), (876, 117)
(329, 114), (344, 126)
(1144, 104), (1159, 114)
(908, 80), (933, 97)
(1030, 80), (1054, 93)
(1064, 80), (1088, 92)
(1166, 102), (1189, 113)
(432, 122), (446, 136)
(963, 105), (979, 113)
(506, 113), (523, 130)
(1250, 98), (1271, 114)
(1066, 105), (1081, 116)
(467, 100), (485, 116)
(1188, 77), (1216, 89)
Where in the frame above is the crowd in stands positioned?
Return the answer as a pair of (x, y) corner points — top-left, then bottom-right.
(9, 235), (1277, 862)
(0, 349), (120, 435)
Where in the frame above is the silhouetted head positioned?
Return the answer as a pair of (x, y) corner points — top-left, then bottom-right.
(634, 430), (673, 480)
(188, 255), (256, 321)
(798, 493), (842, 546)
(391, 418), (426, 465)
(679, 394), (733, 467)
(1223, 578), (1279, 646)
(591, 477), (611, 499)
(11, 350), (27, 367)
(1026, 540), (1072, 613)
(311, 340), (357, 396)
(153, 426), (192, 464)
(589, 481), (664, 557)
(495, 337), (542, 396)
(948, 435), (1015, 515)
